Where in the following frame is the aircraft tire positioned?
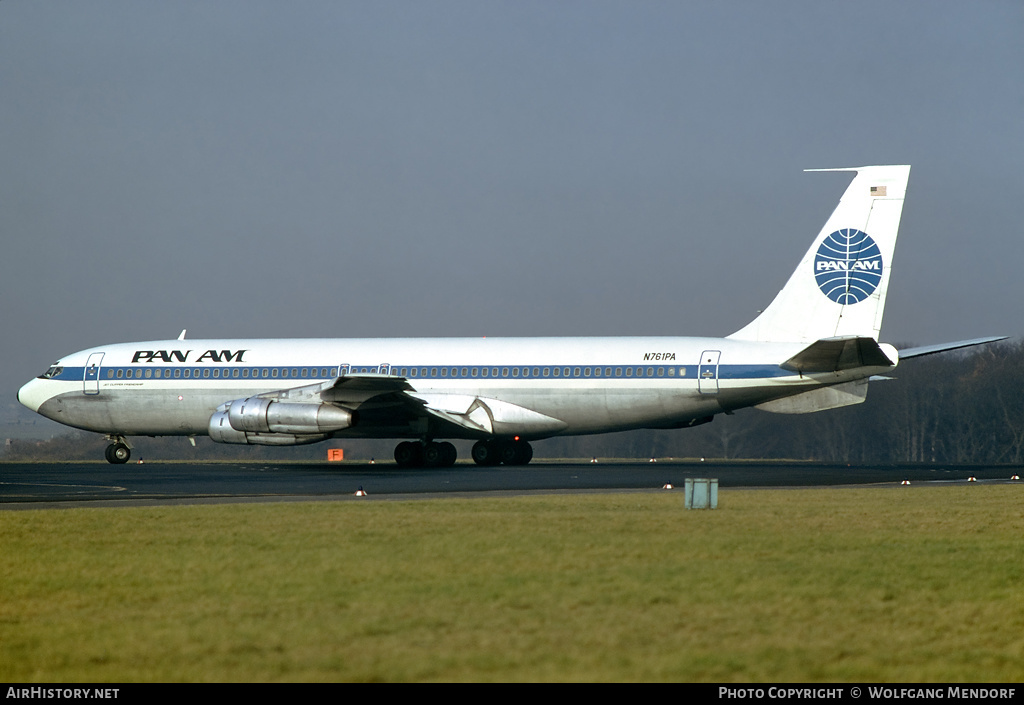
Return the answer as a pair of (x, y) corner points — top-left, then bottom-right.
(497, 441), (520, 465)
(439, 441), (457, 467)
(106, 443), (131, 464)
(394, 441), (420, 468)
(471, 440), (501, 466)
(516, 441), (533, 465)
(422, 441), (445, 467)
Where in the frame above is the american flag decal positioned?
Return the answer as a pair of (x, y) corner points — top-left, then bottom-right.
(870, 185), (887, 197)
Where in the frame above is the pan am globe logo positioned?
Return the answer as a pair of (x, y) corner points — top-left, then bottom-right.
(814, 229), (883, 304)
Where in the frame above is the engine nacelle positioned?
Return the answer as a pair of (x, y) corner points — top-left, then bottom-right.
(226, 398), (355, 435)
(208, 409), (330, 446)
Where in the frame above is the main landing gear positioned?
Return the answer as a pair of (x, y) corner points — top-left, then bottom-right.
(471, 439), (533, 466)
(104, 436), (132, 464)
(392, 439), (535, 467)
(394, 440), (458, 468)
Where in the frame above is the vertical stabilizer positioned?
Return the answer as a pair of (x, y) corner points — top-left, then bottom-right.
(729, 165), (910, 343)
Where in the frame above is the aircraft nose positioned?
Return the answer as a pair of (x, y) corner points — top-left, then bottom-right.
(17, 378), (49, 413)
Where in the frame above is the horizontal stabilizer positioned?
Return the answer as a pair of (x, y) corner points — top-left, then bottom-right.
(781, 336), (895, 374)
(898, 336), (1008, 359)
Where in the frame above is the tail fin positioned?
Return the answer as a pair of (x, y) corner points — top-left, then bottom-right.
(728, 165), (911, 343)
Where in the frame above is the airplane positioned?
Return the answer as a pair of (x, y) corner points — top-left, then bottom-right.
(17, 165), (1004, 466)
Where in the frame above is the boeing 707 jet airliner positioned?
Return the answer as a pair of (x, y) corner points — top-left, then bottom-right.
(18, 165), (1003, 465)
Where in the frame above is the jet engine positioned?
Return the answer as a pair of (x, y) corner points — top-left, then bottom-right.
(208, 398), (355, 446)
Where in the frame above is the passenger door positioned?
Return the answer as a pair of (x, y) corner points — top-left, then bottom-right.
(698, 350), (720, 395)
(83, 352), (104, 395)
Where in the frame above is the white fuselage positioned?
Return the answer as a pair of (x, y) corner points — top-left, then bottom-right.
(17, 335), (891, 441)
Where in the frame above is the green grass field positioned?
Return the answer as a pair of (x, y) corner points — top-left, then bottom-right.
(2, 485), (1023, 682)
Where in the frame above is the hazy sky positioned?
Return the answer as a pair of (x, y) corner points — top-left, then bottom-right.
(2, 1), (1022, 423)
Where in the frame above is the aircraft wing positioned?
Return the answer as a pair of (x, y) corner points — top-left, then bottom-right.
(897, 336), (1008, 359)
(248, 373), (567, 438)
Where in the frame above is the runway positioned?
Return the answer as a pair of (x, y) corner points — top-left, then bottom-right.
(1, 459), (1020, 509)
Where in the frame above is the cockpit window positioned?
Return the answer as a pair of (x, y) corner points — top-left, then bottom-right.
(40, 365), (63, 379)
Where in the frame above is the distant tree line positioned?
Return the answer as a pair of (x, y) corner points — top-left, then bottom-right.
(5, 341), (1023, 464)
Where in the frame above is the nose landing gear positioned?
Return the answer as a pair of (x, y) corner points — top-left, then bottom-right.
(104, 436), (132, 464)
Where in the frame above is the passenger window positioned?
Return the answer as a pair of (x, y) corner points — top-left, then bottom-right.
(658, 367), (664, 376)
(502, 367), (509, 377)
(584, 367), (591, 377)
(625, 367), (632, 377)
(574, 367), (581, 377)
(106, 370), (114, 379)
(175, 369), (181, 378)
(647, 367), (654, 377)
